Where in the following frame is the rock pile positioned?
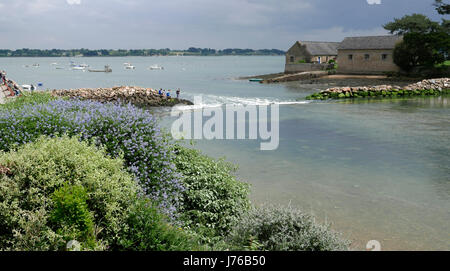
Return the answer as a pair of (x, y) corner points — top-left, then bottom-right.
(51, 86), (193, 107)
(306, 78), (450, 100)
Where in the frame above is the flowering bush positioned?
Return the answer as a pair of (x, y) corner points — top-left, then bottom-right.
(0, 136), (138, 250)
(0, 99), (184, 216)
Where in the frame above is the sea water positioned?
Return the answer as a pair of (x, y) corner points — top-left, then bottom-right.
(1, 56), (449, 250)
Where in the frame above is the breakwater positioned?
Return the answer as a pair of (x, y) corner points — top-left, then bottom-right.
(306, 78), (450, 100)
(51, 86), (193, 107)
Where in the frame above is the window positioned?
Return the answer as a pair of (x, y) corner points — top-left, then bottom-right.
(290, 56), (294, 63)
(364, 54), (370, 60)
(348, 54), (353, 60)
(382, 54), (388, 60)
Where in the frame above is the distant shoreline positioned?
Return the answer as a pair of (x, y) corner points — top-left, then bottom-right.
(0, 48), (285, 58)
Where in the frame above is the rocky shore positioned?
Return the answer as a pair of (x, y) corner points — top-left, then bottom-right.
(51, 86), (193, 107)
(306, 78), (450, 100)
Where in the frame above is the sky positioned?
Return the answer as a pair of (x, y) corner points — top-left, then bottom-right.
(0, 0), (446, 50)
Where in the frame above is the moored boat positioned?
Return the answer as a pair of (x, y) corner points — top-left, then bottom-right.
(88, 65), (112, 73)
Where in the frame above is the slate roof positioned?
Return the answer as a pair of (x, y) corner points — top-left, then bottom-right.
(298, 41), (340, 56)
(338, 35), (403, 50)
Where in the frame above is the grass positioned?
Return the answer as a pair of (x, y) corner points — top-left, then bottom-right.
(0, 91), (59, 110)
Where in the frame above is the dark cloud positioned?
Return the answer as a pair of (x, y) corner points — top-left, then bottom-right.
(0, 0), (445, 50)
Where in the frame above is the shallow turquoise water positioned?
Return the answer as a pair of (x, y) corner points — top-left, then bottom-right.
(1, 56), (449, 250)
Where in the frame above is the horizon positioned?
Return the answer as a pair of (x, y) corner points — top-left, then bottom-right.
(0, 0), (445, 51)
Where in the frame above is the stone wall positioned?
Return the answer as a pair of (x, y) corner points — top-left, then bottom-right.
(337, 49), (400, 74)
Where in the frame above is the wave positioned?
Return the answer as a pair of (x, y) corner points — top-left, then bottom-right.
(173, 94), (310, 111)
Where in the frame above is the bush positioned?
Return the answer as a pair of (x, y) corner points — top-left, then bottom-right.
(0, 99), (183, 218)
(0, 136), (138, 250)
(50, 184), (96, 249)
(173, 145), (250, 237)
(228, 205), (350, 251)
(0, 92), (59, 111)
(116, 199), (201, 251)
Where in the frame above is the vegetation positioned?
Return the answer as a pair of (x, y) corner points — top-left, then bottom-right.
(306, 88), (450, 101)
(0, 93), (349, 251)
(116, 198), (201, 251)
(174, 145), (250, 237)
(0, 48), (285, 57)
(0, 98), (183, 218)
(434, 0), (450, 15)
(0, 92), (59, 111)
(384, 1), (450, 73)
(0, 136), (138, 250)
(228, 205), (349, 251)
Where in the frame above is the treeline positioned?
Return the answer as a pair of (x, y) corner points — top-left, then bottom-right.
(0, 48), (285, 57)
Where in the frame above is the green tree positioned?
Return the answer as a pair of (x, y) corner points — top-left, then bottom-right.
(393, 32), (447, 71)
(435, 0), (450, 15)
(383, 13), (441, 35)
(384, 8), (450, 72)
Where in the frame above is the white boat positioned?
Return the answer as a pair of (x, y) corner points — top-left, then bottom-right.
(32, 63), (40, 67)
(21, 84), (36, 91)
(149, 64), (164, 70)
(79, 63), (89, 67)
(72, 66), (86, 71)
(124, 64), (135, 70)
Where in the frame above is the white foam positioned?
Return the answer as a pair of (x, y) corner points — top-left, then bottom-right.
(173, 94), (310, 111)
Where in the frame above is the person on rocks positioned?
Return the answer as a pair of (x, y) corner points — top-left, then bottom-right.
(176, 88), (180, 99)
(158, 88), (163, 96)
(166, 90), (171, 99)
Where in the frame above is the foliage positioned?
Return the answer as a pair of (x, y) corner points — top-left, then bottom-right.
(173, 145), (250, 237)
(50, 184), (96, 249)
(384, 10), (450, 72)
(0, 136), (138, 250)
(434, 0), (450, 15)
(227, 205), (350, 251)
(383, 13), (441, 35)
(0, 92), (59, 111)
(116, 199), (202, 251)
(393, 32), (449, 72)
(0, 99), (184, 217)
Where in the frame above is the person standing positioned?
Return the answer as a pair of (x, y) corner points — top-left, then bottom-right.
(176, 88), (180, 99)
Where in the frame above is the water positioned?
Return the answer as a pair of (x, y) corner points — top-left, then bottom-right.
(1, 56), (449, 250)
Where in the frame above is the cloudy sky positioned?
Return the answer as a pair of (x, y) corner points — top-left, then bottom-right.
(0, 0), (446, 50)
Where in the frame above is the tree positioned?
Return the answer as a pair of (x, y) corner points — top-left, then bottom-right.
(383, 13), (441, 35)
(434, 0), (450, 15)
(393, 32), (448, 71)
(384, 7), (450, 72)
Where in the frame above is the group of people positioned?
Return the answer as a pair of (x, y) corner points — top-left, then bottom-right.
(158, 88), (181, 99)
(0, 70), (21, 96)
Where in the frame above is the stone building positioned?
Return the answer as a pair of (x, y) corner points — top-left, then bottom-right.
(285, 41), (339, 73)
(337, 35), (403, 74)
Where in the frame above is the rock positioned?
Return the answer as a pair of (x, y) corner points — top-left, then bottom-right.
(52, 86), (193, 107)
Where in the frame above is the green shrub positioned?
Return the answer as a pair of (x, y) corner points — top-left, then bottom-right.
(228, 205), (350, 251)
(173, 145), (250, 237)
(0, 136), (138, 250)
(116, 199), (201, 251)
(0, 92), (58, 110)
(50, 184), (96, 249)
